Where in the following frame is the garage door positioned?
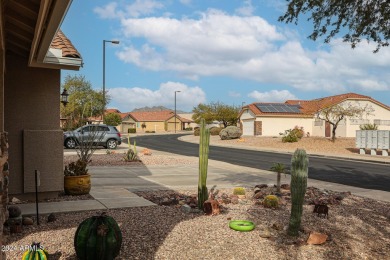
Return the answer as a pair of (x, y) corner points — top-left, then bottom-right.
(242, 120), (255, 136)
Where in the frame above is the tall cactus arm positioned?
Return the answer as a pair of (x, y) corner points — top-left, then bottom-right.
(288, 149), (309, 236)
(198, 118), (210, 209)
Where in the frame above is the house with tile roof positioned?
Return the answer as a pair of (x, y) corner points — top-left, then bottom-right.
(92, 109), (193, 133)
(239, 93), (390, 138)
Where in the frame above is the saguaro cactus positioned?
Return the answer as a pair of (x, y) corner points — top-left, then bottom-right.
(288, 149), (308, 236)
(198, 118), (210, 210)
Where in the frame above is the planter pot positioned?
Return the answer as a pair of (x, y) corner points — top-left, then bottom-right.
(64, 174), (91, 195)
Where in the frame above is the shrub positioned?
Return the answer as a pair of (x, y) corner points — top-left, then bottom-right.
(194, 128), (200, 136)
(263, 195), (279, 208)
(281, 126), (304, 143)
(209, 127), (223, 136)
(233, 187), (245, 195)
(185, 127), (193, 131)
(145, 131), (155, 133)
(359, 123), (378, 130)
(219, 126), (242, 140)
(128, 128), (136, 133)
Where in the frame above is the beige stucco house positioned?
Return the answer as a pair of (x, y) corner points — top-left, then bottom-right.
(240, 93), (390, 138)
(121, 110), (192, 133)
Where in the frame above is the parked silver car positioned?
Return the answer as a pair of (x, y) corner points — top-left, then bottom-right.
(64, 124), (122, 149)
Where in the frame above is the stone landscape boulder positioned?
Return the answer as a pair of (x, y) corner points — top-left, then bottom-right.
(219, 126), (242, 140)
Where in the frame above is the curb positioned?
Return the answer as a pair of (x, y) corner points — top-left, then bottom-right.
(178, 136), (390, 165)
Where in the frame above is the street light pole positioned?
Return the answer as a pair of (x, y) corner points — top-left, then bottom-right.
(103, 40), (120, 123)
(174, 90), (181, 133)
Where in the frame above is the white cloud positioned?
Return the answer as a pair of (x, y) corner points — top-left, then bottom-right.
(235, 0), (255, 16)
(229, 91), (241, 98)
(94, 2), (120, 19)
(179, 0), (192, 5)
(94, 0), (164, 19)
(96, 4), (390, 94)
(108, 82), (206, 111)
(248, 90), (297, 102)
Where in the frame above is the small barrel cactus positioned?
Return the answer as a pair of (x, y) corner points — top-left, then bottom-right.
(233, 187), (246, 195)
(74, 213), (122, 260)
(21, 243), (48, 260)
(288, 149), (308, 236)
(263, 195), (279, 208)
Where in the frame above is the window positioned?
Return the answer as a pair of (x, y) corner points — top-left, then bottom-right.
(314, 119), (323, 126)
(97, 126), (109, 131)
(350, 119), (369, 125)
(374, 119), (390, 125)
(136, 122), (140, 128)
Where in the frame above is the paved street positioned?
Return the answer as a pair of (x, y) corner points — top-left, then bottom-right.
(127, 134), (390, 192)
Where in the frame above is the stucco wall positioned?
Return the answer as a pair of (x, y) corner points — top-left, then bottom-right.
(256, 117), (313, 136)
(343, 100), (390, 136)
(4, 54), (62, 195)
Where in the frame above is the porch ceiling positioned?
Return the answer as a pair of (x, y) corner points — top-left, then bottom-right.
(3, 0), (40, 58)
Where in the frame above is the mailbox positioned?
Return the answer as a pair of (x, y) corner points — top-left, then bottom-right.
(378, 130), (390, 150)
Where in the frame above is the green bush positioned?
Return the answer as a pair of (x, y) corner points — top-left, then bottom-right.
(185, 127), (193, 131)
(281, 126), (304, 143)
(145, 131), (155, 133)
(128, 128), (136, 133)
(209, 127), (223, 136)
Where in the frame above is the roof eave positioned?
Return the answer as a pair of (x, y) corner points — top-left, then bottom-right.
(29, 0), (81, 70)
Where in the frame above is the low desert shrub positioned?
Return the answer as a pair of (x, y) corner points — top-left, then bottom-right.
(209, 127), (223, 136)
(128, 128), (136, 133)
(145, 131), (155, 133)
(280, 126), (304, 143)
(185, 127), (193, 131)
(233, 187), (245, 195)
(194, 128), (200, 136)
(359, 123), (378, 130)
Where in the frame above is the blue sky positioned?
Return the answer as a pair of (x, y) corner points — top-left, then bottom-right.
(61, 0), (390, 112)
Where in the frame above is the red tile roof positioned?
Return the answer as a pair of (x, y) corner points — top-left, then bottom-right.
(50, 30), (81, 58)
(243, 93), (390, 117)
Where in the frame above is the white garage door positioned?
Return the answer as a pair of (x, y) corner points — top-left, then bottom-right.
(243, 120), (255, 136)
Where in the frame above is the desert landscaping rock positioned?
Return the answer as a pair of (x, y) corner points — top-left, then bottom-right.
(4, 140), (389, 259)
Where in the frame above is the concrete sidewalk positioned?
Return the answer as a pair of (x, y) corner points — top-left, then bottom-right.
(17, 158), (390, 216)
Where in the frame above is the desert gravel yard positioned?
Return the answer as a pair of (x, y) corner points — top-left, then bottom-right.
(4, 135), (390, 259)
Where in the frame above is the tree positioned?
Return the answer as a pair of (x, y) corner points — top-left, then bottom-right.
(192, 102), (240, 128)
(61, 75), (109, 129)
(279, 0), (390, 52)
(316, 102), (374, 141)
(104, 113), (122, 126)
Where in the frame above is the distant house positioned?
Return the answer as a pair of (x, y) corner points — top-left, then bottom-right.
(92, 109), (193, 133)
(239, 93), (390, 138)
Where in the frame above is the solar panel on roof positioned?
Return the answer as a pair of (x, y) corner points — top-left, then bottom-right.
(256, 103), (301, 113)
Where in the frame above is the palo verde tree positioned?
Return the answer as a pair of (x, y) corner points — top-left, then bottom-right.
(279, 0), (390, 52)
(192, 102), (240, 128)
(104, 113), (122, 126)
(61, 75), (110, 129)
(316, 102), (374, 141)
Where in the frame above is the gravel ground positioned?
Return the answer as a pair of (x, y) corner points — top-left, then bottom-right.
(4, 136), (390, 259)
(4, 187), (390, 260)
(183, 135), (362, 155)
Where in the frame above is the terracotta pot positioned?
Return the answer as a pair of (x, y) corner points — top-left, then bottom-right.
(64, 174), (91, 195)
